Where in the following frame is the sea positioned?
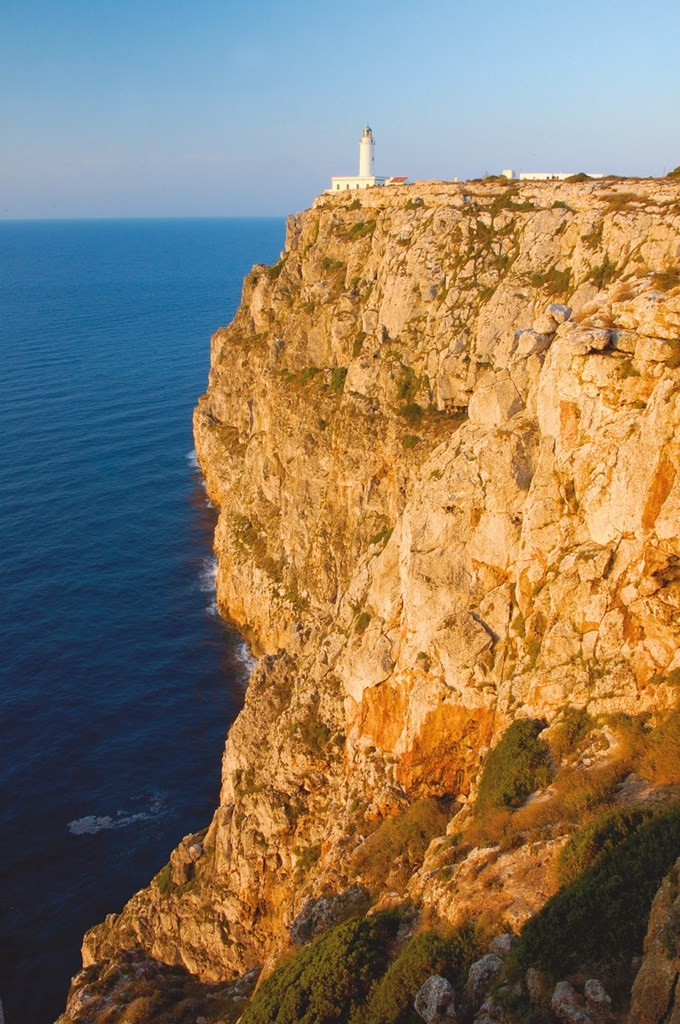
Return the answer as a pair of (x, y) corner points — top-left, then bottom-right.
(0, 217), (285, 1024)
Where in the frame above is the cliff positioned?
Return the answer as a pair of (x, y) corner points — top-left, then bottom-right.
(59, 178), (680, 1022)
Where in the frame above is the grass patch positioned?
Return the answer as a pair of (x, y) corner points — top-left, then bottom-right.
(320, 257), (346, 274)
(640, 706), (680, 784)
(397, 365), (421, 402)
(292, 706), (332, 756)
(549, 707), (593, 764)
(155, 863), (174, 894)
(352, 799), (452, 891)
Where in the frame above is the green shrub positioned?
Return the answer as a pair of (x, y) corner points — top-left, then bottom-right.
(348, 220), (376, 241)
(397, 366), (420, 402)
(355, 611), (372, 634)
(589, 254), (619, 288)
(667, 166), (680, 179)
(330, 367), (348, 393)
(155, 862), (174, 894)
(241, 916), (398, 1024)
(293, 706), (332, 755)
(353, 332), (366, 357)
(299, 367), (321, 385)
(402, 435), (420, 449)
(400, 402), (424, 425)
(557, 807), (654, 886)
(321, 257), (346, 274)
(474, 719), (553, 818)
(356, 924), (482, 1024)
(515, 807), (680, 974)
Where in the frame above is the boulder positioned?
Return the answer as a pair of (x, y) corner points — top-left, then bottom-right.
(515, 329), (552, 358)
(551, 981), (594, 1024)
(489, 933), (516, 959)
(414, 975), (458, 1023)
(584, 979), (612, 1022)
(526, 967), (553, 1010)
(548, 303), (572, 323)
(464, 954), (504, 1012)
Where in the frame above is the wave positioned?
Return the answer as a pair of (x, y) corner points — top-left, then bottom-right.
(68, 793), (167, 836)
(235, 638), (258, 676)
(198, 556), (217, 592)
(186, 449), (200, 470)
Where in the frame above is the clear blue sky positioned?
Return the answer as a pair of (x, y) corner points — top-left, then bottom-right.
(2, 0), (678, 218)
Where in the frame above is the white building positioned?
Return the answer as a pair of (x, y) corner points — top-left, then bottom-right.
(501, 169), (605, 181)
(330, 127), (406, 191)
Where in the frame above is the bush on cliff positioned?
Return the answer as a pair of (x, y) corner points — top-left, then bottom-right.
(241, 915), (480, 1024)
(355, 923), (481, 1024)
(240, 915), (398, 1024)
(474, 719), (553, 819)
(557, 806), (654, 886)
(514, 806), (680, 974)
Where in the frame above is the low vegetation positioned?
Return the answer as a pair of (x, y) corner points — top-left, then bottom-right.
(356, 924), (482, 1024)
(241, 915), (481, 1024)
(241, 915), (398, 1024)
(352, 798), (452, 891)
(474, 719), (553, 819)
(514, 806), (680, 974)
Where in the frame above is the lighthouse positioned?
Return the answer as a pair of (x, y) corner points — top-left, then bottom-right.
(329, 127), (407, 193)
(359, 126), (375, 178)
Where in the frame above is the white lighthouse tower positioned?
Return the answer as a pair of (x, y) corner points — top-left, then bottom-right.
(330, 127), (407, 192)
(359, 126), (375, 178)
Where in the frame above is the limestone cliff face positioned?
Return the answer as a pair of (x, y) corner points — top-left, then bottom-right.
(81, 179), (680, 984)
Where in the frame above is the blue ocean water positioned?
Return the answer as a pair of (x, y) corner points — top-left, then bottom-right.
(0, 218), (285, 1024)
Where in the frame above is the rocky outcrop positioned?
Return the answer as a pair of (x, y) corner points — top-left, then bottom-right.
(77, 179), (680, 993)
(629, 855), (680, 1023)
